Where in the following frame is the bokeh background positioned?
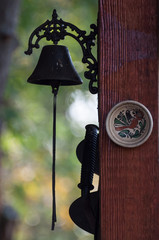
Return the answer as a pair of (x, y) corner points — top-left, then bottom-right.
(1, 0), (99, 239)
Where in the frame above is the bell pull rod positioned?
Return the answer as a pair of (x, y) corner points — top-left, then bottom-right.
(51, 85), (59, 230)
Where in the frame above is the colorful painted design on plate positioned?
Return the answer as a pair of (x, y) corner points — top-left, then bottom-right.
(114, 109), (146, 139)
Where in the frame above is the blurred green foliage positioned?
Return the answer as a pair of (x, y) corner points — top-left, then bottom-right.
(1, 0), (98, 240)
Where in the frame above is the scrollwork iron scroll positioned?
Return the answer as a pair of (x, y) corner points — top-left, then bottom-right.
(25, 9), (98, 94)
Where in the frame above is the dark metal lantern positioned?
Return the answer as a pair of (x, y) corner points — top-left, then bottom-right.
(27, 45), (83, 87)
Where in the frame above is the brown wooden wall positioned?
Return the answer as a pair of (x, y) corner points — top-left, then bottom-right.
(98, 0), (159, 239)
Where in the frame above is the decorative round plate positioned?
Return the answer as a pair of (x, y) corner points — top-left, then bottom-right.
(106, 100), (153, 148)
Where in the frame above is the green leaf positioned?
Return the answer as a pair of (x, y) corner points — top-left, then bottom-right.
(118, 130), (130, 138)
(132, 130), (141, 138)
(114, 118), (127, 126)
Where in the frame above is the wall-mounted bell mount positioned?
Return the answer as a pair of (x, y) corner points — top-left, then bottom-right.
(25, 9), (98, 230)
(106, 100), (153, 148)
(25, 9), (98, 94)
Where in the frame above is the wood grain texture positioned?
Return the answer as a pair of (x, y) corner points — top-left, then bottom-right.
(98, 0), (159, 239)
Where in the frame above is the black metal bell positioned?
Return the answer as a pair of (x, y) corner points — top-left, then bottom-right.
(26, 45), (82, 231)
(27, 45), (83, 87)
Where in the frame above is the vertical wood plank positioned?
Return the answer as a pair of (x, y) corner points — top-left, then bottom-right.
(98, 0), (159, 239)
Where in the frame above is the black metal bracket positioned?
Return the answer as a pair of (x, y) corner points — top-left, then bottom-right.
(25, 9), (98, 94)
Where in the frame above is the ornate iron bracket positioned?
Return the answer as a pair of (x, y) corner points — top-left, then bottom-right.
(25, 9), (98, 94)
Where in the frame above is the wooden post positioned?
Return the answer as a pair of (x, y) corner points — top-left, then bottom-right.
(98, 0), (159, 239)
